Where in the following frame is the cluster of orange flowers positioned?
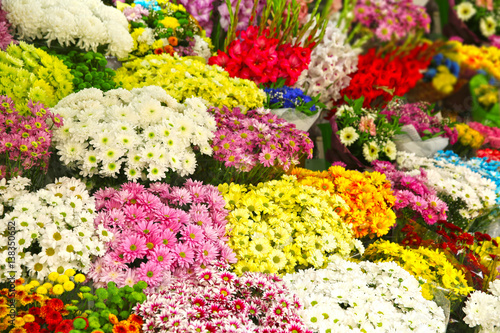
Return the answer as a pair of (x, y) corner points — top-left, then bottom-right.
(108, 313), (143, 333)
(290, 166), (397, 238)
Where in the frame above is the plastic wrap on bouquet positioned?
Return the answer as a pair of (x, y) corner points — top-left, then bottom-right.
(105, 56), (122, 70)
(270, 108), (321, 132)
(394, 124), (450, 157)
(325, 116), (368, 171)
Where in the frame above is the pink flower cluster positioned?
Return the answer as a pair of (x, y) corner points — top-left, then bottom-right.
(134, 261), (311, 333)
(354, 0), (431, 41)
(468, 121), (500, 149)
(382, 101), (458, 144)
(210, 106), (314, 172)
(0, 0), (15, 50)
(89, 180), (236, 290)
(123, 5), (149, 22)
(373, 161), (448, 225)
(0, 96), (63, 180)
(359, 116), (376, 136)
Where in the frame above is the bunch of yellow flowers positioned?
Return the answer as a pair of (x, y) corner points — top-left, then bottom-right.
(0, 42), (73, 113)
(446, 41), (500, 81)
(469, 236), (500, 285)
(475, 83), (499, 108)
(114, 54), (265, 111)
(290, 166), (396, 238)
(454, 123), (484, 149)
(15, 269), (85, 296)
(219, 175), (364, 275)
(362, 240), (473, 301)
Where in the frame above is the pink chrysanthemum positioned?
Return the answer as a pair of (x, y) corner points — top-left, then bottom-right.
(137, 261), (163, 287)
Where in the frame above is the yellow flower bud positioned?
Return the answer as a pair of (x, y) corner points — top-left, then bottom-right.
(29, 280), (40, 287)
(57, 275), (70, 284)
(52, 284), (64, 295)
(48, 272), (59, 282)
(23, 314), (35, 323)
(36, 286), (48, 295)
(63, 281), (75, 292)
(64, 269), (76, 277)
(74, 274), (86, 283)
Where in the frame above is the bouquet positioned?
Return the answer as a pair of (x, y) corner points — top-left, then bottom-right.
(0, 177), (108, 280)
(89, 180), (235, 290)
(333, 97), (402, 165)
(454, 0), (500, 41)
(264, 87), (320, 116)
(114, 54), (265, 111)
(0, 96), (63, 186)
(119, 1), (212, 60)
(396, 151), (497, 229)
(463, 279), (500, 332)
(422, 53), (462, 96)
(0, 0), (14, 50)
(450, 41), (500, 81)
(354, 0), (431, 41)
(1, 0), (133, 58)
(290, 166), (397, 238)
(362, 240), (473, 301)
(283, 256), (446, 332)
(452, 123), (484, 157)
(218, 176), (364, 275)
(469, 121), (500, 149)
(336, 45), (432, 109)
(134, 261), (311, 332)
(208, 25), (311, 86)
(51, 86), (215, 183)
(293, 19), (358, 107)
(47, 50), (118, 92)
(200, 105), (313, 184)
(0, 42), (73, 112)
(382, 99), (458, 143)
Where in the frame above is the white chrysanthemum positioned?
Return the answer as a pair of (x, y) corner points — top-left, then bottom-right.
(456, 2), (476, 21)
(339, 127), (359, 147)
(53, 86), (215, 181)
(192, 35), (212, 61)
(362, 141), (380, 162)
(480, 16), (497, 37)
(463, 280), (500, 332)
(2, 0), (133, 57)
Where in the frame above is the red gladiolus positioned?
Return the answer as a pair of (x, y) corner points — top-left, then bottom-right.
(208, 25), (311, 86)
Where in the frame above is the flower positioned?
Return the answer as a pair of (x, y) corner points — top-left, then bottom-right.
(219, 176), (361, 275)
(52, 86), (216, 180)
(2, 0), (133, 58)
(283, 256), (446, 332)
(463, 279), (500, 331)
(456, 2), (477, 21)
(362, 141), (379, 162)
(338, 127), (359, 147)
(480, 16), (497, 37)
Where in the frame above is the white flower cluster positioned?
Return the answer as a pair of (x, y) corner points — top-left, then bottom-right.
(2, 0), (133, 58)
(0, 177), (109, 281)
(0, 177), (30, 216)
(397, 152), (497, 219)
(283, 256), (446, 333)
(52, 86), (216, 180)
(192, 35), (212, 61)
(463, 279), (500, 332)
(294, 20), (358, 107)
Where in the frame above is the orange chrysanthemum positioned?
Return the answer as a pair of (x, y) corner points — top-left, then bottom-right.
(112, 322), (128, 333)
(108, 314), (119, 325)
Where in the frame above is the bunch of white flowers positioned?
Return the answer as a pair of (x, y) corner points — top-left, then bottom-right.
(294, 20), (358, 107)
(0, 177), (110, 281)
(283, 256), (446, 333)
(2, 0), (133, 58)
(463, 279), (500, 332)
(397, 152), (497, 221)
(52, 86), (216, 181)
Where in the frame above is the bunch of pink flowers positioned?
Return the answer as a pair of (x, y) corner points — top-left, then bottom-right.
(0, 0), (15, 50)
(134, 261), (311, 333)
(381, 101), (458, 144)
(0, 96), (63, 182)
(354, 0), (431, 41)
(210, 106), (314, 172)
(468, 121), (500, 149)
(88, 180), (236, 290)
(373, 161), (448, 225)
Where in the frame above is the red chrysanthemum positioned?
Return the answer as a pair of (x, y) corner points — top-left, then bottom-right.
(47, 298), (64, 311)
(44, 310), (62, 325)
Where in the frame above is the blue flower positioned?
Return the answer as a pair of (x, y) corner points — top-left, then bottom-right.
(433, 53), (444, 65)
